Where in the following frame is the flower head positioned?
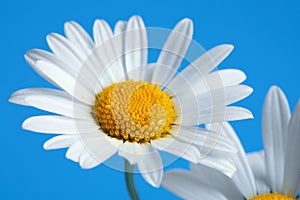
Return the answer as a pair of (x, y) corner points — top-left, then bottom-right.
(9, 16), (253, 187)
(163, 86), (300, 198)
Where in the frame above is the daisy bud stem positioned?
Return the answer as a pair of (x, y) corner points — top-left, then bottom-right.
(124, 159), (140, 200)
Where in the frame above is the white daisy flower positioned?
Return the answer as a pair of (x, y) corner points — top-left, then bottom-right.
(9, 15), (253, 188)
(163, 86), (300, 199)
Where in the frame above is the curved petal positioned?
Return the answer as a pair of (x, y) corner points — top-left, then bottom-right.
(137, 145), (163, 188)
(9, 88), (92, 120)
(47, 33), (86, 68)
(119, 142), (156, 165)
(171, 69), (253, 126)
(203, 69), (247, 92)
(35, 60), (95, 105)
(152, 18), (193, 85)
(25, 49), (78, 85)
(169, 125), (236, 153)
(119, 142), (163, 187)
(79, 133), (121, 168)
(284, 100), (300, 197)
(93, 19), (113, 46)
(178, 105), (253, 126)
(174, 45), (234, 87)
(118, 142), (142, 165)
(191, 163), (243, 199)
(44, 135), (77, 150)
(163, 168), (241, 200)
(91, 20), (127, 86)
(151, 137), (200, 163)
(223, 85), (253, 105)
(66, 141), (85, 162)
(197, 152), (236, 177)
(64, 21), (95, 55)
(125, 16), (148, 79)
(114, 21), (127, 35)
(79, 150), (102, 169)
(213, 122), (257, 198)
(247, 151), (270, 194)
(263, 86), (290, 193)
(197, 85), (252, 107)
(22, 116), (99, 134)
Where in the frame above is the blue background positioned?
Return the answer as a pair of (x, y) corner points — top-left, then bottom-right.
(1, 0), (300, 199)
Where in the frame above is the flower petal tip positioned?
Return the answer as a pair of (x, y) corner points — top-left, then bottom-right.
(43, 142), (51, 150)
(180, 18), (193, 24)
(148, 179), (161, 188)
(21, 118), (30, 130)
(268, 85), (283, 96)
(220, 44), (234, 53)
(129, 15), (143, 21)
(179, 18), (193, 28)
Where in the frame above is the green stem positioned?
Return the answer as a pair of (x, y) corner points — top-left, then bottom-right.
(124, 159), (140, 200)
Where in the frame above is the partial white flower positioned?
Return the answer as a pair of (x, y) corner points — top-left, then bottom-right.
(9, 16), (253, 187)
(163, 86), (300, 199)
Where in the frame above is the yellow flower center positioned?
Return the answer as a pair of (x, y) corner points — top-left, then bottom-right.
(250, 193), (294, 200)
(94, 80), (177, 143)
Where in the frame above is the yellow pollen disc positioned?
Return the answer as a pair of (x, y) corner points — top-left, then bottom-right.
(250, 193), (294, 200)
(94, 80), (177, 143)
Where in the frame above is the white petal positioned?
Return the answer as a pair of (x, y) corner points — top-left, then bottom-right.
(176, 85), (252, 119)
(200, 44), (234, 74)
(191, 163), (243, 199)
(125, 16), (148, 79)
(284, 100), (300, 197)
(83, 38), (124, 90)
(35, 60), (75, 93)
(172, 71), (253, 126)
(137, 144), (163, 188)
(263, 86), (290, 193)
(64, 21), (95, 55)
(204, 69), (247, 91)
(163, 169), (239, 200)
(25, 49), (98, 99)
(125, 63), (155, 82)
(91, 21), (127, 86)
(79, 150), (101, 169)
(223, 85), (253, 105)
(66, 141), (85, 162)
(44, 135), (77, 150)
(25, 49), (77, 86)
(168, 58), (241, 101)
(93, 19), (113, 46)
(196, 85), (252, 107)
(47, 33), (85, 68)
(179, 106), (253, 126)
(119, 142), (163, 187)
(177, 45), (234, 83)
(224, 107), (253, 121)
(166, 68), (200, 102)
(118, 142), (143, 165)
(114, 20), (127, 35)
(152, 18), (193, 85)
(9, 88), (92, 120)
(197, 152), (236, 177)
(213, 122), (257, 198)
(169, 125), (236, 153)
(80, 133), (120, 167)
(22, 116), (99, 134)
(152, 137), (200, 163)
(35, 60), (95, 105)
(247, 151), (270, 194)
(197, 44), (233, 75)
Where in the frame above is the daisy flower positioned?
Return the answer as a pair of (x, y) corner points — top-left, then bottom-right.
(9, 15), (253, 188)
(163, 86), (300, 199)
